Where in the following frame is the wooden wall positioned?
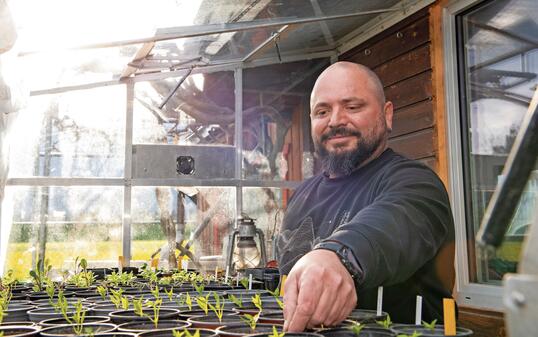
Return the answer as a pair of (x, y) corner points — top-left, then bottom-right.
(340, 9), (442, 178)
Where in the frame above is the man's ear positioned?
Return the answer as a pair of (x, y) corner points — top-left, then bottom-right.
(384, 101), (394, 132)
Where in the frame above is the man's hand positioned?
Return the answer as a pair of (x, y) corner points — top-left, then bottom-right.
(283, 249), (357, 332)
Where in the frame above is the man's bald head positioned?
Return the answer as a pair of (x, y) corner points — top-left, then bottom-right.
(311, 61), (386, 109)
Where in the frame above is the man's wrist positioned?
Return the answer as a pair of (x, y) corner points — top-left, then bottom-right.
(313, 240), (363, 286)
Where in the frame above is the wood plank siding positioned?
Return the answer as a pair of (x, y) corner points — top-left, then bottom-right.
(340, 9), (438, 172)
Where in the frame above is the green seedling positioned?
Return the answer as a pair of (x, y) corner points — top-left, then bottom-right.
(267, 288), (284, 310)
(240, 277), (249, 290)
(172, 328), (201, 337)
(270, 325), (285, 337)
(195, 294), (210, 315)
(227, 293), (243, 308)
(349, 321), (364, 336)
(150, 285), (161, 300)
(193, 282), (205, 295)
(56, 291), (72, 322)
(397, 332), (422, 337)
(185, 293), (193, 311)
(164, 287), (175, 302)
(208, 292), (224, 322)
(96, 285), (107, 300)
(29, 258), (52, 292)
(159, 277), (172, 286)
(132, 296), (145, 317)
(376, 314), (392, 329)
(422, 319), (437, 332)
(140, 264), (158, 284)
(1, 270), (16, 287)
(146, 298), (162, 328)
(109, 289), (125, 309)
(240, 312), (259, 330)
(45, 279), (56, 306)
(106, 271), (135, 287)
(71, 300), (87, 335)
(251, 293), (263, 312)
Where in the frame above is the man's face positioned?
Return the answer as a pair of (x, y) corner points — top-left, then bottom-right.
(310, 65), (393, 176)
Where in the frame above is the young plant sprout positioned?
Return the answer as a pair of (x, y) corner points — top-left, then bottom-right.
(71, 300), (87, 335)
(195, 294), (210, 315)
(422, 319), (437, 332)
(45, 279), (56, 306)
(396, 332), (422, 337)
(146, 298), (163, 328)
(240, 312), (259, 331)
(240, 277), (250, 290)
(110, 289), (126, 309)
(267, 288), (284, 310)
(227, 293), (243, 308)
(140, 264), (159, 284)
(150, 285), (161, 300)
(172, 328), (201, 337)
(164, 287), (175, 302)
(96, 285), (107, 300)
(106, 271), (136, 287)
(132, 296), (145, 317)
(179, 292), (193, 311)
(29, 258), (52, 292)
(208, 292), (225, 322)
(271, 325), (285, 337)
(348, 321), (364, 336)
(193, 281), (205, 295)
(376, 314), (392, 329)
(251, 293), (263, 312)
(55, 291), (72, 322)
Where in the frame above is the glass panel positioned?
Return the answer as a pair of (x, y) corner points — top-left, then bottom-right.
(242, 59), (328, 180)
(134, 71), (234, 146)
(8, 86), (125, 178)
(242, 187), (292, 261)
(2, 186), (122, 280)
(131, 186), (235, 271)
(459, 0), (538, 284)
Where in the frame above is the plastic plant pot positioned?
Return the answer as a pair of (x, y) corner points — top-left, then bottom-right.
(39, 316), (111, 327)
(390, 324), (473, 336)
(0, 326), (40, 337)
(257, 311), (284, 325)
(116, 320), (190, 332)
(246, 333), (324, 337)
(345, 310), (387, 324)
(0, 322), (36, 327)
(39, 323), (117, 337)
(316, 327), (395, 337)
(26, 306), (92, 323)
(187, 314), (245, 329)
(216, 323), (282, 337)
(137, 327), (217, 337)
(177, 310), (237, 321)
(108, 308), (180, 324)
(2, 305), (35, 322)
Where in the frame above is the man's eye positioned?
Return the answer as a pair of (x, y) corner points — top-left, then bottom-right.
(314, 110), (327, 117)
(347, 105), (361, 110)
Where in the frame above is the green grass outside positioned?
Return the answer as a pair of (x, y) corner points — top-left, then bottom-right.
(5, 240), (166, 280)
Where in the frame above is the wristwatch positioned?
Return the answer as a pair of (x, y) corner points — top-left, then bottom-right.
(313, 240), (363, 286)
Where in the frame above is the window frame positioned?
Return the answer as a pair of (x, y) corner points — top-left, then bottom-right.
(443, 0), (507, 309)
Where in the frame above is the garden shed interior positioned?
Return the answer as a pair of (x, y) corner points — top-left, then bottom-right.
(1, 0), (537, 336)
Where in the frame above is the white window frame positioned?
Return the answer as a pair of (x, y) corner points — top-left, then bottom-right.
(443, 0), (505, 310)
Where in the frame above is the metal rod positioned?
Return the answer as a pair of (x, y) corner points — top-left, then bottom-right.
(158, 66), (193, 109)
(122, 82), (134, 265)
(19, 8), (401, 55)
(242, 25), (290, 62)
(234, 68), (243, 226)
(6, 177), (125, 186)
(476, 87), (538, 248)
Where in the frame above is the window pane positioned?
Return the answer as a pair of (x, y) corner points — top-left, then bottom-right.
(133, 71), (234, 146)
(2, 186), (123, 280)
(131, 186), (235, 271)
(242, 187), (292, 260)
(459, 0), (538, 284)
(8, 86), (126, 178)
(242, 60), (327, 181)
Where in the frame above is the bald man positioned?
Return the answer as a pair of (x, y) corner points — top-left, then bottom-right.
(276, 62), (455, 331)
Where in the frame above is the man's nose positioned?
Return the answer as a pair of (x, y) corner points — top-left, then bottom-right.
(328, 106), (348, 128)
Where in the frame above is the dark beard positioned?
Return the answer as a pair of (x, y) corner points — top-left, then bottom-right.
(315, 126), (384, 177)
